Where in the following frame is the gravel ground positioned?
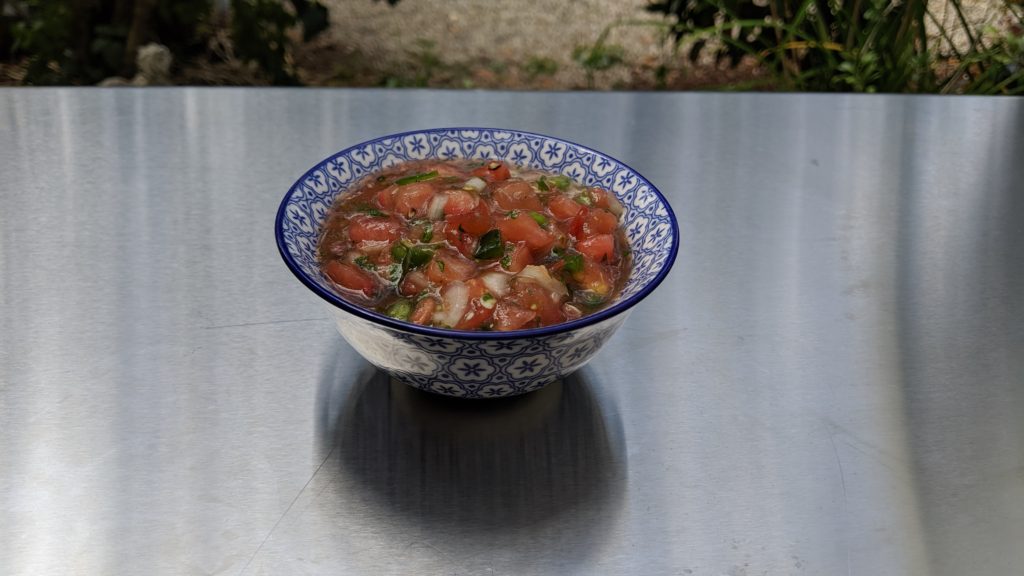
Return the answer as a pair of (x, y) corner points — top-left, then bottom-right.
(319, 0), (675, 89)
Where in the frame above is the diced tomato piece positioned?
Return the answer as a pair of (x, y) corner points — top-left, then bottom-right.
(444, 189), (480, 216)
(425, 248), (478, 284)
(582, 209), (618, 236)
(586, 187), (613, 210)
(394, 182), (436, 217)
(375, 185), (398, 210)
(493, 180), (543, 211)
(493, 300), (538, 331)
(399, 270), (430, 296)
(501, 242), (532, 273)
(454, 279), (495, 330)
(409, 297), (437, 325)
(572, 259), (615, 296)
(576, 234), (616, 262)
(569, 210), (586, 239)
(348, 215), (403, 243)
(444, 222), (478, 258)
(508, 278), (566, 325)
(472, 161), (511, 182)
(325, 261), (377, 297)
(496, 215), (555, 252)
(447, 200), (492, 236)
(548, 195), (584, 220)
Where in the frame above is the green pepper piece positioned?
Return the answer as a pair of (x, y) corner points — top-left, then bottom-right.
(384, 299), (413, 320)
(563, 252), (584, 274)
(528, 211), (549, 228)
(395, 171), (439, 185)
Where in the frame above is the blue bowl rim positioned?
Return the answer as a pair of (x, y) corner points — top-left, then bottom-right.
(275, 127), (679, 341)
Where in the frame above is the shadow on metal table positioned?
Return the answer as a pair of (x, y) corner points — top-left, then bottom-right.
(305, 343), (627, 572)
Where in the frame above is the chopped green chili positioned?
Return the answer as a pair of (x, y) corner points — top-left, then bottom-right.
(395, 170), (438, 185)
(385, 299), (413, 320)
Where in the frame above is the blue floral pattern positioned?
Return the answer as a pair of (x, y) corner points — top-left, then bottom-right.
(278, 128), (677, 398)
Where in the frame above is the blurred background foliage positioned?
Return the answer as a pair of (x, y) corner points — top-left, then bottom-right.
(0, 0), (1021, 93)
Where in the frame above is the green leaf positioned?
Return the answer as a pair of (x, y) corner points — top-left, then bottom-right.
(537, 176), (550, 192)
(474, 229), (503, 259)
(354, 255), (374, 270)
(528, 211), (549, 228)
(395, 171), (439, 185)
(421, 221), (434, 242)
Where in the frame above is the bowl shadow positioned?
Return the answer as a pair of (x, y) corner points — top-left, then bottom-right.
(315, 344), (627, 561)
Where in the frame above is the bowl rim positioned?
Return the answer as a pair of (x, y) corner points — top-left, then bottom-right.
(275, 127), (679, 341)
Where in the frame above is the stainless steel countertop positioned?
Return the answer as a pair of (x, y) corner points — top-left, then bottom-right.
(1, 88), (1022, 576)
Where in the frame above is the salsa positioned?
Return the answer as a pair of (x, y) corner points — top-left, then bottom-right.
(317, 159), (632, 331)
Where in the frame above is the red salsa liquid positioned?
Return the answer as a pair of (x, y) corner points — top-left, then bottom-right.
(317, 159), (632, 331)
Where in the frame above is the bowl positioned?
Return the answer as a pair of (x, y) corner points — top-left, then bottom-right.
(276, 128), (678, 398)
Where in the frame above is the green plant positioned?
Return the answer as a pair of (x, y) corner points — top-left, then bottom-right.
(646, 0), (1024, 94)
(523, 55), (558, 80)
(573, 29), (626, 88)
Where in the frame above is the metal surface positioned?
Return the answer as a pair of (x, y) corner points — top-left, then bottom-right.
(1, 88), (1022, 576)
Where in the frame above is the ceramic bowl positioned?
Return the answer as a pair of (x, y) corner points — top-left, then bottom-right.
(276, 128), (678, 398)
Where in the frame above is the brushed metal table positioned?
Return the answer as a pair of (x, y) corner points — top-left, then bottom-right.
(1, 88), (1022, 576)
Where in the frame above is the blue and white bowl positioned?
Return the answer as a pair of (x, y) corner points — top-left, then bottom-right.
(276, 128), (678, 398)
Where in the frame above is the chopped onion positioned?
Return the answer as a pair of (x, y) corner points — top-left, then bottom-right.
(480, 271), (511, 297)
(563, 303), (583, 320)
(433, 281), (469, 327)
(427, 194), (448, 220)
(516, 265), (569, 298)
(606, 194), (625, 217)
(463, 176), (486, 192)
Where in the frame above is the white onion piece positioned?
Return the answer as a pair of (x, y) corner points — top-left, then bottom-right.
(516, 265), (569, 298)
(463, 176), (486, 192)
(433, 281), (469, 327)
(427, 194), (449, 220)
(606, 193), (625, 217)
(480, 271), (511, 297)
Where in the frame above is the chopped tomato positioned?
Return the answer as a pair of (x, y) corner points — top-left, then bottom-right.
(325, 261), (376, 297)
(409, 297), (437, 325)
(472, 161), (511, 182)
(585, 187), (612, 210)
(493, 300), (538, 331)
(444, 222), (478, 259)
(582, 209), (618, 236)
(426, 248), (478, 284)
(508, 278), (566, 325)
(493, 181), (543, 211)
(497, 215), (555, 252)
(348, 215), (403, 243)
(375, 185), (398, 210)
(568, 211), (586, 239)
(446, 201), (492, 236)
(394, 182), (436, 217)
(454, 279), (495, 330)
(576, 234), (616, 262)
(399, 270), (430, 296)
(444, 189), (480, 216)
(548, 195), (584, 220)
(501, 242), (532, 273)
(572, 259), (615, 296)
